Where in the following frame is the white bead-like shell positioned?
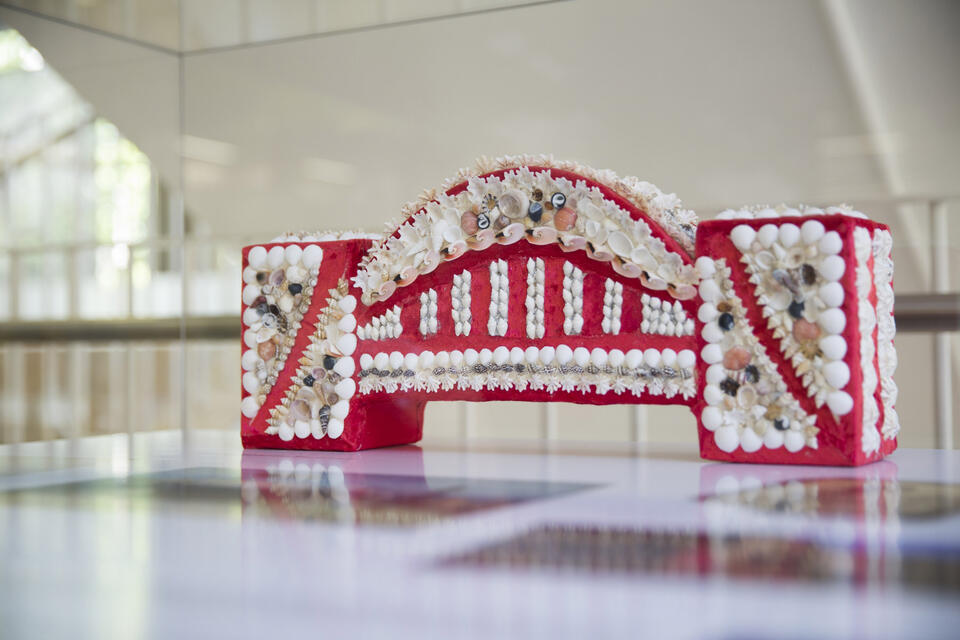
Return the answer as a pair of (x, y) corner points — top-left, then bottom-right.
(573, 347), (591, 368)
(827, 390), (854, 415)
(819, 308), (847, 335)
(302, 245), (323, 269)
(823, 360), (851, 389)
(556, 344), (573, 366)
(701, 406), (722, 431)
(625, 349), (643, 369)
(740, 428), (763, 453)
(267, 246), (285, 269)
(730, 225), (756, 251)
(333, 356), (355, 378)
(608, 349), (625, 368)
(715, 426), (739, 452)
(701, 322), (724, 344)
(240, 396), (259, 418)
(801, 219), (826, 245)
(701, 344), (723, 364)
(699, 279), (722, 303)
(819, 255), (846, 282)
(784, 430), (805, 453)
(677, 349), (696, 369)
(757, 224), (779, 249)
(247, 246), (267, 268)
(326, 418), (344, 439)
(778, 223), (800, 248)
(590, 348), (608, 368)
(818, 282), (845, 308)
(819, 231), (843, 255)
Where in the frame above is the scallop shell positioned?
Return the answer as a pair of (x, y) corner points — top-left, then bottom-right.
(607, 230), (634, 258)
(579, 201), (605, 221)
(630, 246), (657, 271)
(755, 251), (775, 270)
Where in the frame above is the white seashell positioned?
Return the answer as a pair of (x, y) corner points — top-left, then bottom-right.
(701, 406), (722, 431)
(704, 384), (724, 406)
(819, 282), (844, 308)
(661, 349), (678, 368)
(330, 400), (350, 420)
(243, 266), (258, 284)
(701, 344), (723, 364)
(464, 349), (479, 367)
(435, 351), (450, 368)
(524, 346), (539, 365)
(706, 364), (726, 385)
(763, 428), (784, 449)
(539, 346), (556, 365)
(573, 347), (591, 368)
(498, 189), (529, 219)
(730, 225), (756, 251)
(479, 349), (493, 365)
(698, 303), (718, 323)
(404, 353), (419, 370)
(326, 418), (344, 439)
(555, 345), (573, 366)
(240, 396), (259, 418)
(241, 349), (258, 370)
(607, 231), (634, 258)
(778, 223), (801, 248)
(572, 316), (584, 333)
(242, 284), (260, 306)
(755, 251), (776, 270)
(757, 224), (779, 248)
(699, 279), (721, 303)
(821, 335), (849, 361)
(497, 318), (507, 335)
(823, 361), (850, 389)
(784, 430), (805, 453)
(493, 346), (509, 365)
(284, 245), (303, 265)
(714, 426), (739, 452)
(302, 245), (323, 269)
(677, 350), (696, 369)
(247, 246), (267, 268)
(801, 220), (825, 245)
(601, 318), (612, 333)
(242, 372), (259, 394)
(359, 353), (373, 370)
(827, 390), (854, 415)
(335, 378), (356, 400)
(267, 246), (285, 269)
(333, 357), (355, 378)
(278, 423), (295, 442)
(590, 348), (608, 368)
(694, 256), (716, 278)
(819, 308), (846, 334)
(623, 349), (642, 369)
(337, 314), (356, 333)
(277, 295), (294, 314)
(643, 349), (661, 367)
(819, 231), (843, 255)
(374, 352), (389, 370)
(740, 428), (763, 453)
(604, 349), (623, 368)
(819, 255), (846, 281)
(338, 295), (357, 313)
(701, 322), (724, 344)
(337, 333), (357, 356)
(510, 347), (525, 365)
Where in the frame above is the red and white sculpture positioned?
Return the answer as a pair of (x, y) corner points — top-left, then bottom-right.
(240, 156), (899, 465)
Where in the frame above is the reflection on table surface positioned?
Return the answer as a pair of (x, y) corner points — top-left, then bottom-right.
(1, 431), (959, 640)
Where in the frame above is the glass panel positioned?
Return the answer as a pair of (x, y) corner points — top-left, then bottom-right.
(17, 250), (68, 319)
(131, 245), (182, 318)
(75, 245), (130, 319)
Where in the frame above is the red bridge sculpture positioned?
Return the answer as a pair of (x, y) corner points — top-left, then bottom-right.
(240, 156), (899, 466)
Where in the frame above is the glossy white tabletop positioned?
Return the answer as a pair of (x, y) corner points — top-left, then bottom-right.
(1, 431), (958, 640)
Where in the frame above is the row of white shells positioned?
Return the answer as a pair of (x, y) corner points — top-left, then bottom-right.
(356, 305), (403, 340)
(873, 229), (900, 440)
(562, 262), (585, 335)
(359, 345), (697, 372)
(602, 278), (623, 335)
(696, 258), (818, 454)
(270, 230), (383, 243)
(452, 270), (472, 336)
(641, 292), (693, 337)
(357, 345), (697, 399)
(855, 228), (881, 454)
(526, 258), (546, 339)
(488, 259), (509, 336)
(419, 289), (439, 336)
(716, 204), (868, 221)
(729, 220), (853, 413)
